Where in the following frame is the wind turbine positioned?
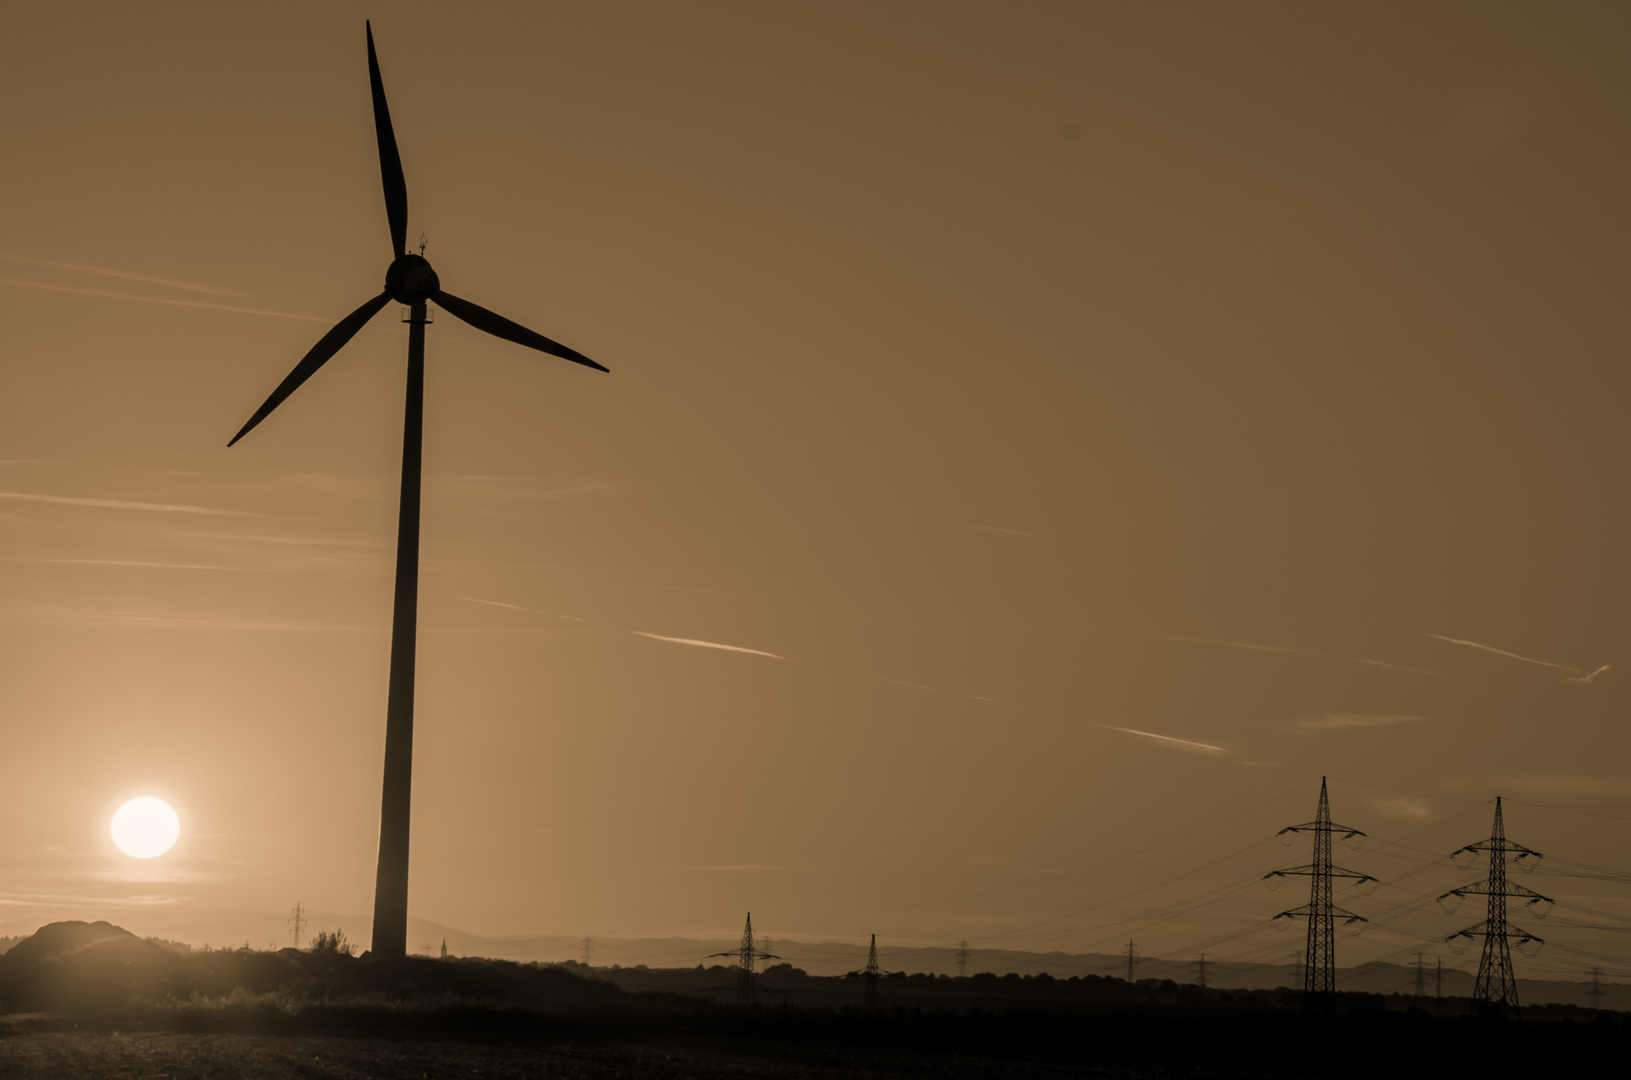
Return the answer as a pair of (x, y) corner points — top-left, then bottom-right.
(228, 21), (607, 960)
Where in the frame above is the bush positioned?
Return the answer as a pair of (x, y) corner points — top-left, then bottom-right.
(310, 930), (353, 957)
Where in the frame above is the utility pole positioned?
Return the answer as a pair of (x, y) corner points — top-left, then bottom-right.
(1438, 797), (1550, 1020)
(1589, 967), (1602, 1011)
(707, 912), (778, 1007)
(1195, 953), (1209, 990)
(1124, 939), (1139, 983)
(580, 936), (593, 967)
(846, 933), (904, 1011)
(288, 902), (306, 949)
(1265, 778), (1374, 1009)
(1414, 953), (1427, 997)
(956, 940), (971, 978)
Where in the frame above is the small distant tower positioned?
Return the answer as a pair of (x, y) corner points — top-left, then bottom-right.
(1195, 953), (1209, 990)
(440, 938), (448, 960)
(581, 936), (593, 967)
(846, 933), (903, 1010)
(288, 902), (307, 949)
(1414, 953), (1427, 996)
(707, 912), (778, 1007)
(1589, 967), (1603, 1010)
(956, 940), (971, 978)
(1124, 939), (1139, 983)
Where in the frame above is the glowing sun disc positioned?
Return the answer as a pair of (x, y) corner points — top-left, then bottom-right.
(110, 797), (180, 858)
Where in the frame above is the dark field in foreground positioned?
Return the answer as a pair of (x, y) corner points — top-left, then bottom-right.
(0, 1030), (1117, 1080)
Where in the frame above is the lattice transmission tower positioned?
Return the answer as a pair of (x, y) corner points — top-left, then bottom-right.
(1265, 777), (1374, 1008)
(1438, 797), (1550, 1020)
(288, 902), (306, 949)
(1124, 939), (1139, 983)
(707, 912), (779, 1006)
(846, 934), (904, 1010)
(956, 940), (971, 978)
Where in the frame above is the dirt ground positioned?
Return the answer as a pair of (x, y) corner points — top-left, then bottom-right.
(0, 1031), (1116, 1079)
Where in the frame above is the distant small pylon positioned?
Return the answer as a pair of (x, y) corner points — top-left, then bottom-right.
(846, 933), (904, 1011)
(707, 912), (778, 1006)
(1124, 939), (1139, 983)
(956, 940), (971, 979)
(288, 902), (307, 949)
(580, 936), (593, 966)
(1195, 952), (1208, 989)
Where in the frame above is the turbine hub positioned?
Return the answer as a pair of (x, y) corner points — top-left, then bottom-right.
(385, 253), (439, 304)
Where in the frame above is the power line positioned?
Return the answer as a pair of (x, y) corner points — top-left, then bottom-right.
(706, 912), (778, 1007)
(288, 902), (306, 950)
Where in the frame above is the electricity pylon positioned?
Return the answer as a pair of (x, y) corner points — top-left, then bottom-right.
(956, 940), (971, 978)
(1414, 953), (1427, 996)
(1589, 968), (1602, 1011)
(846, 934), (905, 1010)
(1438, 797), (1550, 1020)
(1265, 777), (1374, 1009)
(1124, 939), (1139, 983)
(707, 912), (778, 1006)
(288, 902), (306, 949)
(580, 936), (593, 966)
(1195, 953), (1209, 989)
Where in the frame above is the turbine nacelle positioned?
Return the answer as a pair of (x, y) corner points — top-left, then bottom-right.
(386, 253), (440, 304)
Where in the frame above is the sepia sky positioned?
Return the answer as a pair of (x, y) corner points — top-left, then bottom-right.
(3, 2), (1631, 980)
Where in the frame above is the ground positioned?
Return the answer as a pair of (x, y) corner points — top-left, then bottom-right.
(0, 1031), (1118, 1080)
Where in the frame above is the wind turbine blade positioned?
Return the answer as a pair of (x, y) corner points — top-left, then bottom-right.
(228, 291), (392, 446)
(366, 21), (409, 258)
(433, 290), (608, 372)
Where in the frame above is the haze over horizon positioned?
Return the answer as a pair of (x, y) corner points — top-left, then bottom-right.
(2, 2), (1629, 990)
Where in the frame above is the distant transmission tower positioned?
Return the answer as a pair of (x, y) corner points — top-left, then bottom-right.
(956, 940), (971, 978)
(288, 902), (306, 949)
(707, 912), (779, 1006)
(580, 936), (593, 966)
(846, 934), (904, 1010)
(1589, 967), (1602, 1010)
(1195, 952), (1209, 989)
(1124, 939), (1139, 983)
(1265, 777), (1374, 1009)
(1439, 797), (1550, 1020)
(1414, 953), (1427, 996)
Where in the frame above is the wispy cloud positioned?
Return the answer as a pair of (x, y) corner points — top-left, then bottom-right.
(1297, 713), (1426, 731)
(1506, 775), (1631, 798)
(1140, 633), (1443, 677)
(0, 491), (250, 516)
(872, 677), (995, 704)
(677, 865), (821, 872)
(0, 253), (238, 295)
(630, 631), (785, 660)
(1426, 634), (1576, 672)
(1099, 724), (1229, 757)
(0, 277), (326, 321)
(966, 524), (1036, 538)
(1566, 665), (1611, 684)
(1370, 797), (1433, 818)
(9, 609), (373, 633)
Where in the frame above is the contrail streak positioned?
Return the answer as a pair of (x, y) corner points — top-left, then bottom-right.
(1141, 633), (1443, 677)
(1426, 634), (1577, 672)
(1099, 724), (1229, 756)
(0, 278), (326, 321)
(630, 631), (785, 660)
(0, 491), (250, 515)
(0, 253), (239, 295)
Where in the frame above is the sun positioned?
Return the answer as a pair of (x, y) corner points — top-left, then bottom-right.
(110, 797), (181, 859)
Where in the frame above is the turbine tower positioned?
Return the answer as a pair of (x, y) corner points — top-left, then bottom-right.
(1265, 777), (1373, 1008)
(228, 22), (607, 960)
